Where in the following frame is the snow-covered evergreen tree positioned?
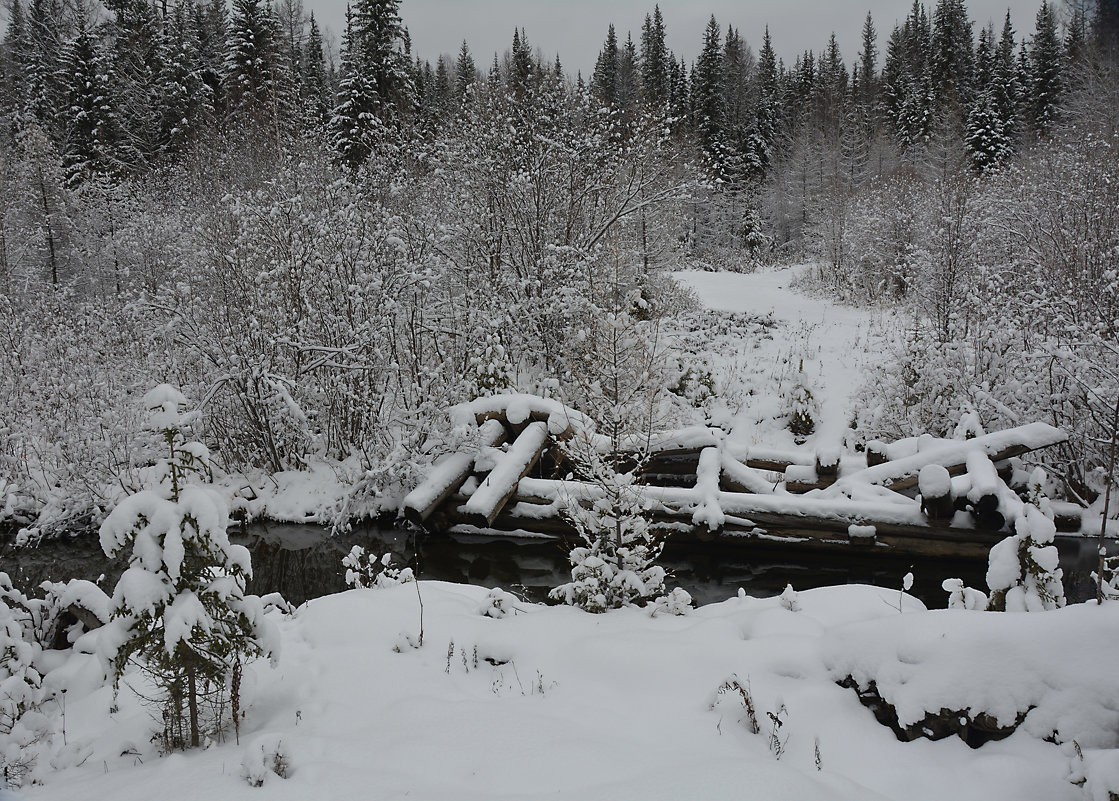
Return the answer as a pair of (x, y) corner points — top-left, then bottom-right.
(550, 441), (666, 613)
(986, 505), (1066, 612)
(99, 385), (279, 750)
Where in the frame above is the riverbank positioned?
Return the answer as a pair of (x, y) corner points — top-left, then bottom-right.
(21, 580), (1119, 801)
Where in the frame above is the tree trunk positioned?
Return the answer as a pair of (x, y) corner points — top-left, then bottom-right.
(187, 661), (200, 748)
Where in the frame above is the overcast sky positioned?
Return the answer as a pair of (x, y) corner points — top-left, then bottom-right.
(312, 0), (1047, 75)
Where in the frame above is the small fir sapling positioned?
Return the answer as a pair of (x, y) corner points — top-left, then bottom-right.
(986, 504), (1066, 612)
(99, 385), (281, 751)
(649, 588), (693, 617)
(942, 578), (989, 610)
(550, 443), (667, 613)
(787, 382), (817, 440)
(778, 584), (801, 612)
(477, 588), (523, 618)
(465, 330), (514, 398)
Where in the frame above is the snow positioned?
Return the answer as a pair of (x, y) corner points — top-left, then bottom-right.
(674, 267), (885, 446)
(18, 581), (1119, 801)
(463, 421), (550, 522)
(918, 463), (952, 498)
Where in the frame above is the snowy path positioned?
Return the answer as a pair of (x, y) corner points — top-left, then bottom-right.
(673, 266), (886, 449)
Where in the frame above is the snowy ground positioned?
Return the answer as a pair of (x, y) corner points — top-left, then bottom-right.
(672, 266), (888, 448)
(23, 581), (1119, 801)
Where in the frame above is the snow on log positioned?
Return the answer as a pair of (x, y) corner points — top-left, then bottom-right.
(462, 421), (550, 525)
(785, 464), (822, 494)
(720, 454), (777, 494)
(691, 447), (725, 532)
(402, 418), (508, 524)
(866, 440), (889, 467)
(816, 446), (841, 478)
(836, 423), (1067, 492)
(919, 464), (954, 522)
(743, 446), (815, 473)
(452, 393), (593, 440)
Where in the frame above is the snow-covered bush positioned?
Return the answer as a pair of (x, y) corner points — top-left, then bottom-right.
(787, 382), (817, 440)
(986, 505), (1066, 612)
(241, 734), (290, 786)
(649, 588), (693, 617)
(551, 445), (667, 613)
(465, 330), (514, 398)
(99, 386), (280, 751)
(477, 588), (523, 619)
(341, 546), (414, 589)
(941, 578), (988, 610)
(0, 577), (50, 789)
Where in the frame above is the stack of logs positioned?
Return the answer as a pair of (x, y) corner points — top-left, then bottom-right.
(402, 399), (1076, 558)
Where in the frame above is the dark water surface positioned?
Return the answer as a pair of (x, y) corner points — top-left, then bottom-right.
(0, 523), (1106, 609)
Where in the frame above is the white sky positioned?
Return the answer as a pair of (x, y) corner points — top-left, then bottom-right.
(310, 0), (1048, 75)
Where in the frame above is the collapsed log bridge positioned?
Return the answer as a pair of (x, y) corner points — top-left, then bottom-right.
(402, 395), (1074, 560)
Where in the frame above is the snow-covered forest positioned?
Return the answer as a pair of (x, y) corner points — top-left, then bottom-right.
(0, 0), (1115, 534)
(3, 0), (1119, 797)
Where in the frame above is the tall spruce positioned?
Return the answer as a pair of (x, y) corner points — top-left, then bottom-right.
(858, 11), (878, 108)
(59, 7), (118, 182)
(454, 39), (476, 99)
(1027, 1), (1063, 135)
(330, 0), (413, 165)
(639, 5), (669, 108)
(592, 24), (620, 105)
(694, 14), (726, 170)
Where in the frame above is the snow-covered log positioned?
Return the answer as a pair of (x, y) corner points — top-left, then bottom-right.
(966, 451), (1004, 530)
(691, 447), (724, 533)
(401, 418), (509, 525)
(919, 464), (954, 522)
(462, 422), (550, 525)
(719, 455), (777, 494)
(452, 394), (593, 440)
(837, 423), (1067, 492)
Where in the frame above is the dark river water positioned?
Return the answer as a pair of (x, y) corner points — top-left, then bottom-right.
(0, 523), (1106, 609)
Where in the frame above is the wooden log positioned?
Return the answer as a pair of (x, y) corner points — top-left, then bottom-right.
(462, 421), (550, 525)
(720, 455), (778, 494)
(816, 446), (841, 479)
(785, 464), (824, 494)
(402, 418), (508, 525)
(965, 452), (1003, 531)
(866, 440), (889, 467)
(918, 464), (955, 522)
(846, 423), (1067, 493)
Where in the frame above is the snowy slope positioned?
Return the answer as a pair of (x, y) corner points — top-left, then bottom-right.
(673, 266), (887, 448)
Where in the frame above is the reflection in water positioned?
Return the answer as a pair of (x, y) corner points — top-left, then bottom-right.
(1, 523), (1109, 609)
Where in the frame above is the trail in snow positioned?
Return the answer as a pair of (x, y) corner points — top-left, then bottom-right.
(673, 266), (888, 449)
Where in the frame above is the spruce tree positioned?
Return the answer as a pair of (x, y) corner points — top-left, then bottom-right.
(858, 11), (878, 108)
(1027, 1), (1063, 135)
(302, 13), (330, 124)
(993, 11), (1021, 143)
(592, 24), (619, 105)
(224, 0), (284, 125)
(931, 0), (975, 105)
(110, 0), (165, 169)
(693, 14), (726, 170)
(331, 8), (381, 166)
(965, 89), (1010, 172)
(158, 1), (208, 158)
(59, 9), (118, 182)
(454, 39), (476, 99)
(639, 5), (669, 108)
